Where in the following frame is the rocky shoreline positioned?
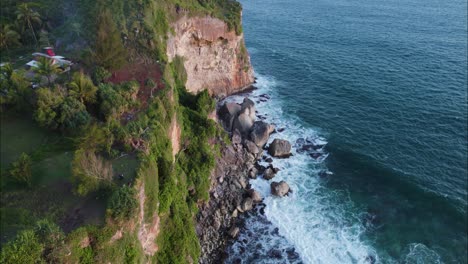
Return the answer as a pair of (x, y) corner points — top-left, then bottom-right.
(197, 96), (293, 263)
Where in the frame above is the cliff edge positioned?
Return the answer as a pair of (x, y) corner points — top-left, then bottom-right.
(167, 16), (254, 97)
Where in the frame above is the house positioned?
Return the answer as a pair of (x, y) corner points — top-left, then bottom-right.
(25, 47), (73, 72)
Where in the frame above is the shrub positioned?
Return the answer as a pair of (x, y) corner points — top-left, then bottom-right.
(0, 64), (32, 111)
(35, 86), (91, 132)
(0, 229), (44, 264)
(9, 153), (32, 187)
(58, 97), (91, 130)
(98, 83), (127, 120)
(107, 185), (137, 221)
(72, 149), (114, 196)
(93, 66), (111, 84)
(34, 86), (64, 129)
(34, 219), (64, 262)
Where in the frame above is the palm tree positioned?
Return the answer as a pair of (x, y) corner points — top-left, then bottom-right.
(34, 57), (60, 86)
(16, 3), (42, 46)
(68, 72), (97, 104)
(0, 24), (21, 51)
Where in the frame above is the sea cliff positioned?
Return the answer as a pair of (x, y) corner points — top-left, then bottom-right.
(167, 15), (254, 97)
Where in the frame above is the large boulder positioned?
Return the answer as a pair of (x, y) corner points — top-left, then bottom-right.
(218, 102), (241, 131)
(271, 181), (290, 197)
(231, 129), (242, 145)
(232, 97), (256, 135)
(250, 121), (275, 148)
(240, 97), (256, 121)
(233, 111), (254, 135)
(244, 140), (260, 155)
(268, 139), (292, 157)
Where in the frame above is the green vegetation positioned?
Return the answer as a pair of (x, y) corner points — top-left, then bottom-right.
(8, 153), (32, 188)
(107, 185), (137, 221)
(68, 71), (98, 104)
(0, 0), (243, 262)
(72, 149), (113, 196)
(0, 64), (32, 111)
(92, 9), (127, 70)
(0, 229), (43, 264)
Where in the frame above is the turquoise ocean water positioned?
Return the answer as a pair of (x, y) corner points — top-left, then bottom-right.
(226, 0), (468, 262)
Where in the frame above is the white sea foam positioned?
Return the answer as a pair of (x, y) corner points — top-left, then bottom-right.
(403, 243), (442, 264)
(225, 74), (380, 263)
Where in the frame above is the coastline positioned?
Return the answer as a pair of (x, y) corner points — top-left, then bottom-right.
(197, 90), (300, 263)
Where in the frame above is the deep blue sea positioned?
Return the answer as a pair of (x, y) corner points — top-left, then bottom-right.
(226, 0), (468, 263)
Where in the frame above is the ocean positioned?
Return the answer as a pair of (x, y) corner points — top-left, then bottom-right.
(226, 0), (468, 263)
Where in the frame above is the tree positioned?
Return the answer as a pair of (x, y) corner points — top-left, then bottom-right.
(94, 9), (126, 70)
(98, 83), (127, 120)
(35, 86), (64, 129)
(35, 87), (91, 131)
(58, 96), (91, 130)
(72, 149), (113, 196)
(0, 230), (44, 264)
(69, 72), (97, 104)
(34, 57), (60, 86)
(0, 24), (20, 50)
(0, 64), (31, 110)
(16, 3), (42, 46)
(9, 152), (33, 187)
(38, 30), (50, 47)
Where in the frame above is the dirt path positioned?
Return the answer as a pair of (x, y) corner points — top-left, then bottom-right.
(137, 183), (160, 256)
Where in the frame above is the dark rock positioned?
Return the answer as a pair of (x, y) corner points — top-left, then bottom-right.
(365, 255), (376, 264)
(263, 167), (276, 180)
(268, 249), (282, 259)
(310, 152), (323, 159)
(265, 157), (273, 163)
(286, 248), (300, 261)
(271, 181), (290, 197)
(268, 139), (292, 157)
(218, 102), (241, 131)
(276, 127), (285, 133)
(248, 167), (258, 179)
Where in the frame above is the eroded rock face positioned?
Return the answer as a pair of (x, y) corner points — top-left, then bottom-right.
(167, 16), (254, 97)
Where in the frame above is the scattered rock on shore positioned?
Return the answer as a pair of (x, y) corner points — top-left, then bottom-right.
(271, 181), (290, 197)
(248, 189), (262, 203)
(241, 197), (253, 211)
(268, 139), (292, 157)
(244, 139), (260, 155)
(229, 226), (240, 238)
(263, 166), (277, 180)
